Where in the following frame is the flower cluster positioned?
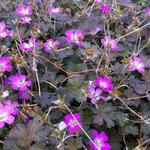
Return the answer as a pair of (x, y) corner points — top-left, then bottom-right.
(0, 22), (11, 38)
(0, 0), (149, 149)
(64, 113), (110, 150)
(0, 100), (18, 128)
(128, 56), (145, 74)
(16, 3), (33, 24)
(88, 76), (113, 104)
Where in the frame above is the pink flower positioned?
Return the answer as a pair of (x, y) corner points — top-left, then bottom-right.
(18, 90), (30, 101)
(44, 39), (59, 53)
(0, 103), (17, 128)
(95, 76), (113, 92)
(146, 7), (150, 17)
(65, 29), (84, 46)
(96, 0), (103, 3)
(0, 29), (11, 38)
(48, 5), (63, 14)
(101, 36), (119, 51)
(2, 99), (19, 116)
(64, 113), (82, 134)
(19, 38), (39, 52)
(89, 130), (111, 150)
(128, 56), (145, 74)
(9, 74), (32, 91)
(20, 16), (32, 24)
(90, 27), (101, 35)
(0, 22), (6, 31)
(99, 5), (111, 13)
(0, 22), (11, 38)
(16, 4), (33, 17)
(0, 57), (12, 74)
(88, 85), (102, 104)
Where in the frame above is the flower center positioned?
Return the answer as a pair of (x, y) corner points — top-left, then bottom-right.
(17, 80), (26, 87)
(72, 33), (81, 42)
(0, 63), (6, 71)
(95, 138), (102, 150)
(69, 119), (77, 127)
(100, 81), (107, 88)
(48, 42), (55, 49)
(22, 9), (29, 15)
(106, 43), (112, 48)
(0, 110), (8, 122)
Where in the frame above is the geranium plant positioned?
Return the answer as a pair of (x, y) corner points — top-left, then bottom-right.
(0, 0), (150, 150)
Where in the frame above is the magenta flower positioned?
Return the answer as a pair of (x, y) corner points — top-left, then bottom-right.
(44, 39), (59, 53)
(128, 56), (145, 74)
(20, 16), (32, 24)
(16, 4), (33, 17)
(65, 29), (84, 46)
(19, 38), (39, 52)
(48, 5), (63, 14)
(64, 113), (82, 134)
(9, 74), (32, 91)
(2, 99), (19, 116)
(18, 90), (30, 101)
(0, 22), (11, 38)
(95, 76), (113, 92)
(101, 36), (119, 51)
(99, 5), (111, 13)
(89, 130), (111, 150)
(146, 7), (150, 17)
(0, 103), (16, 128)
(0, 57), (12, 74)
(88, 85), (102, 104)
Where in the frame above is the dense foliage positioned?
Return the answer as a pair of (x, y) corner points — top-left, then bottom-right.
(0, 0), (150, 149)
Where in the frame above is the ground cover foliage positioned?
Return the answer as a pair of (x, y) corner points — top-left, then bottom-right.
(0, 0), (150, 149)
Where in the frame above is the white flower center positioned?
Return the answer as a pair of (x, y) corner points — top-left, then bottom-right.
(95, 138), (102, 149)
(48, 41), (54, 48)
(0, 63), (6, 70)
(52, 8), (59, 13)
(73, 34), (79, 41)
(100, 81), (107, 88)
(136, 63), (142, 69)
(69, 119), (77, 127)
(17, 80), (26, 87)
(21, 9), (29, 15)
(0, 110), (8, 122)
